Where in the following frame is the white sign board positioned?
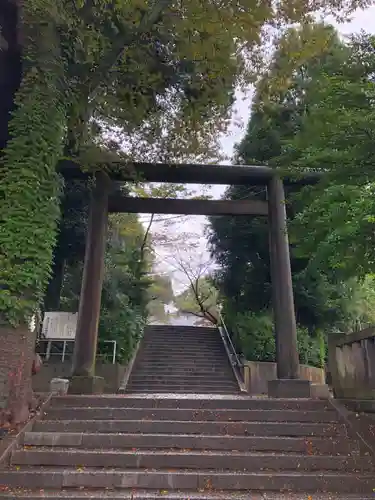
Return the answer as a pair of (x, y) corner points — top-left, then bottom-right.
(42, 312), (78, 340)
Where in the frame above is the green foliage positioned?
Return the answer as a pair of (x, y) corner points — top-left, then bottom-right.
(60, 213), (150, 363)
(2, 1), (371, 328)
(224, 309), (325, 368)
(98, 214), (150, 363)
(209, 24), (375, 367)
(277, 34), (375, 277)
(0, 1), (67, 325)
(98, 302), (145, 364)
(231, 311), (276, 363)
(174, 276), (219, 324)
(147, 274), (174, 322)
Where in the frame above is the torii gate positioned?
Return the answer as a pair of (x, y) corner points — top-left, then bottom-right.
(60, 162), (321, 398)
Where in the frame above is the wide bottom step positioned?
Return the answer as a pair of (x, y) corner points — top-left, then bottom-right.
(0, 490), (373, 499)
(12, 448), (371, 471)
(0, 469), (373, 493)
(126, 389), (240, 393)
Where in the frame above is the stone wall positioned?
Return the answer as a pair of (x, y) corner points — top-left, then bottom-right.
(244, 361), (325, 394)
(32, 362), (126, 394)
(328, 327), (375, 400)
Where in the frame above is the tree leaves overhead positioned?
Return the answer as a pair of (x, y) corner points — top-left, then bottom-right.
(278, 33), (375, 276)
(49, 0), (375, 160)
(209, 24), (375, 340)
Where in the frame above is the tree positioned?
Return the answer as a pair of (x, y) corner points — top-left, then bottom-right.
(59, 213), (151, 364)
(98, 213), (150, 364)
(174, 276), (219, 325)
(208, 25), (349, 331)
(208, 25), (375, 367)
(161, 237), (219, 325)
(277, 34), (375, 277)
(147, 273), (175, 322)
(44, 179), (91, 313)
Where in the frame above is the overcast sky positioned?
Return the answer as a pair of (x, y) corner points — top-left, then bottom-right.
(147, 8), (375, 292)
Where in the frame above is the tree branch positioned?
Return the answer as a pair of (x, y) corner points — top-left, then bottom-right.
(140, 213), (154, 261)
(87, 0), (172, 97)
(189, 281), (218, 325)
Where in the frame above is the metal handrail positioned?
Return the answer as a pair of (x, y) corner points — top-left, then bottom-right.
(218, 310), (242, 368)
(37, 339), (117, 364)
(217, 309), (246, 392)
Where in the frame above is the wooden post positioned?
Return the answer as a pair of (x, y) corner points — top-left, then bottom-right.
(70, 172), (109, 394)
(267, 176), (311, 397)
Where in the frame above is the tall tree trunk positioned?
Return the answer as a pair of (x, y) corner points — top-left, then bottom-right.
(0, 1), (67, 424)
(0, 324), (36, 424)
(44, 256), (65, 312)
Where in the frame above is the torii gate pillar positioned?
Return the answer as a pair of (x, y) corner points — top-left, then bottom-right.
(69, 172), (109, 394)
(267, 176), (311, 398)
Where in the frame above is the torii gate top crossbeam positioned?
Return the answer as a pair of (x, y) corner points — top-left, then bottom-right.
(60, 161), (322, 186)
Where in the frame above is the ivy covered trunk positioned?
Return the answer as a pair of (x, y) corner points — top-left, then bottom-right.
(0, 1), (67, 424)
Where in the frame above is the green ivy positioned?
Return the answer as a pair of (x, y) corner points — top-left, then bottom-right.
(0, 1), (67, 325)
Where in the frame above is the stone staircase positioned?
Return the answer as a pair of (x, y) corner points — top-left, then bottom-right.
(126, 325), (240, 394)
(0, 394), (374, 499)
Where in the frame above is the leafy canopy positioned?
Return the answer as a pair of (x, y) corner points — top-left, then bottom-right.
(276, 34), (375, 277)
(209, 24), (375, 363)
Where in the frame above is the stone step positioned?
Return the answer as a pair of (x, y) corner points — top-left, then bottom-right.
(126, 389), (239, 394)
(139, 349), (224, 354)
(29, 419), (345, 436)
(128, 374), (236, 379)
(139, 347), (225, 352)
(127, 375), (236, 382)
(142, 340), (222, 345)
(126, 376), (237, 381)
(134, 356), (228, 363)
(0, 491), (372, 500)
(144, 327), (216, 332)
(43, 407), (339, 423)
(25, 430), (358, 454)
(125, 385), (239, 393)
(127, 376), (237, 384)
(142, 338), (221, 341)
(11, 448), (372, 471)
(141, 348), (224, 352)
(0, 468), (372, 493)
(132, 362), (230, 370)
(125, 377), (238, 394)
(131, 369), (232, 376)
(135, 355), (226, 361)
(49, 396), (333, 411)
(132, 365), (230, 370)
(133, 363), (232, 370)
(142, 342), (222, 346)
(127, 374), (234, 380)
(129, 369), (234, 376)
(136, 350), (226, 355)
(135, 359), (231, 365)
(125, 384), (239, 391)
(124, 385), (238, 392)
(141, 338), (223, 344)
